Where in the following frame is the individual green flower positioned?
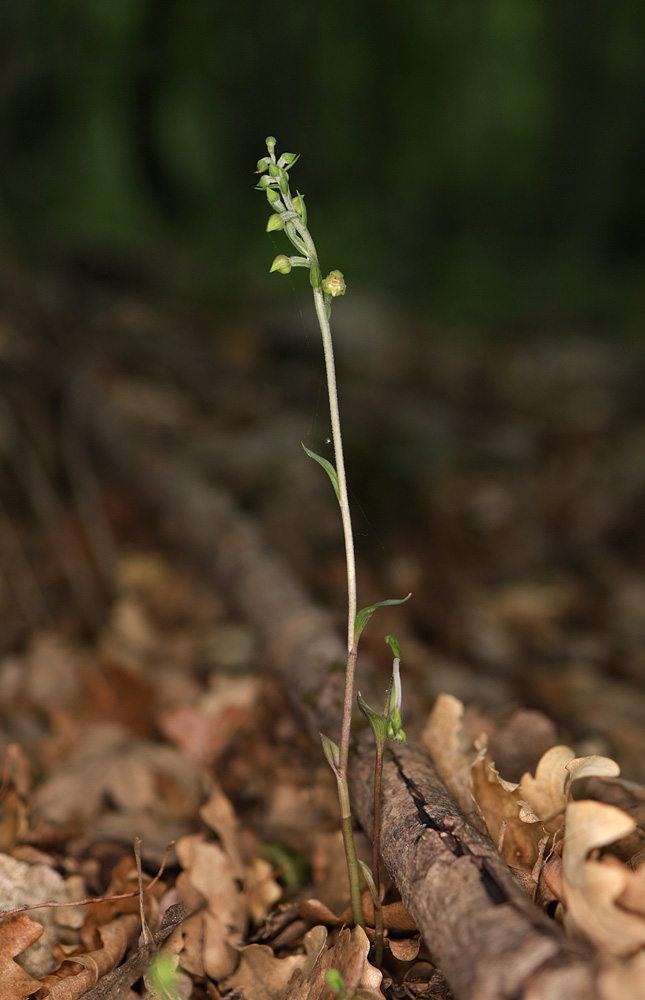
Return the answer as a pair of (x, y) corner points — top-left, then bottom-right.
(322, 270), (347, 297)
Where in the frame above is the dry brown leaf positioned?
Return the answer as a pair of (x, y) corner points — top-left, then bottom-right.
(298, 899), (340, 926)
(200, 784), (245, 879)
(219, 937), (315, 1000)
(286, 925), (383, 1000)
(0, 853), (86, 977)
(39, 913), (139, 999)
(421, 693), (484, 817)
(563, 800), (645, 955)
(470, 757), (544, 872)
(245, 857), (282, 925)
(175, 833), (247, 979)
(0, 914), (43, 999)
(33, 723), (201, 857)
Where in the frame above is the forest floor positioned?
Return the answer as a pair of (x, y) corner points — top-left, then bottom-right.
(0, 263), (644, 998)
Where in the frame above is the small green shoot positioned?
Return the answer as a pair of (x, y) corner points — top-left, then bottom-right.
(358, 636), (407, 966)
(147, 953), (185, 1000)
(324, 969), (360, 999)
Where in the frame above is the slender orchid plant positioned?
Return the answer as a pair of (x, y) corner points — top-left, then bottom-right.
(255, 137), (409, 933)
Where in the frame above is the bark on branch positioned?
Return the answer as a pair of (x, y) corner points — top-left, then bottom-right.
(86, 381), (603, 1000)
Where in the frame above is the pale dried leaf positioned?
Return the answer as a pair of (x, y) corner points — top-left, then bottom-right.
(519, 745), (574, 828)
(563, 800), (645, 955)
(598, 951), (645, 1000)
(421, 693), (482, 816)
(565, 754), (621, 784)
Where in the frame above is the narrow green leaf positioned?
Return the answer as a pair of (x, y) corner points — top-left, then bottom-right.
(358, 860), (378, 900)
(357, 692), (388, 750)
(302, 443), (340, 501)
(320, 732), (340, 772)
(354, 594), (411, 643)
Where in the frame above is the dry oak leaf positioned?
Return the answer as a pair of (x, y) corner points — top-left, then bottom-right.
(0, 914), (43, 999)
(219, 926), (325, 1000)
(286, 924), (383, 1000)
(175, 834), (246, 980)
(518, 748), (620, 836)
(470, 756), (544, 872)
(563, 799), (645, 956)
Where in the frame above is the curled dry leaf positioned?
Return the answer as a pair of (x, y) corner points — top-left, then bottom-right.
(565, 754), (621, 785)
(470, 756), (544, 872)
(0, 914), (43, 1000)
(518, 745), (575, 829)
(39, 912), (140, 998)
(563, 799), (645, 956)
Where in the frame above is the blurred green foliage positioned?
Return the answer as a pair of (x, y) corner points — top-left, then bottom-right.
(1, 0), (644, 323)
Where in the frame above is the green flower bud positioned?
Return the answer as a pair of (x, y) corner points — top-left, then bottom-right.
(256, 157), (271, 173)
(266, 187), (281, 206)
(266, 214), (284, 232)
(265, 135), (277, 152)
(270, 254), (292, 275)
(320, 732), (340, 771)
(255, 175), (271, 190)
(278, 170), (289, 195)
(292, 193), (306, 223)
(322, 270), (346, 297)
(268, 162), (280, 178)
(279, 152), (300, 168)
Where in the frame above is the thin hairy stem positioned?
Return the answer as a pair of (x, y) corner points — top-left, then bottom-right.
(371, 747), (385, 966)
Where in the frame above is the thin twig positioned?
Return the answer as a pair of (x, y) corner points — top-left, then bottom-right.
(0, 840), (175, 920)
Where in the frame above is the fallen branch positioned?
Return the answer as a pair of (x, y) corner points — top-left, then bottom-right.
(86, 378), (604, 1000)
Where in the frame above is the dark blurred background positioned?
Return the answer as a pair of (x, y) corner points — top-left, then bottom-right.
(2, 0), (644, 328)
